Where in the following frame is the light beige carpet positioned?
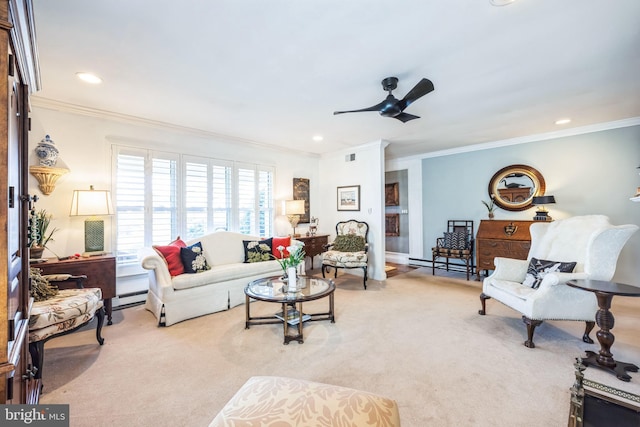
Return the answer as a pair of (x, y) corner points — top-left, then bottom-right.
(39, 268), (640, 426)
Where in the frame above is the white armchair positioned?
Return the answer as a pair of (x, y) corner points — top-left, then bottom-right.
(478, 215), (638, 348)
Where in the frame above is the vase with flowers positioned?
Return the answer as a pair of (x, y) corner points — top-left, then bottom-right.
(274, 243), (306, 292)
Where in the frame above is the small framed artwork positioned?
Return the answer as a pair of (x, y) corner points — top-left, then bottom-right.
(293, 178), (310, 224)
(385, 214), (400, 236)
(385, 183), (399, 206)
(337, 185), (360, 211)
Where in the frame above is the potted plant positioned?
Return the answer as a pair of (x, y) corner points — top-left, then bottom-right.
(29, 209), (57, 259)
(482, 197), (496, 219)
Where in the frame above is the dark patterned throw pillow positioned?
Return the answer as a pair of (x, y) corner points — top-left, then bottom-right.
(443, 231), (468, 249)
(180, 241), (211, 274)
(522, 257), (576, 289)
(243, 238), (273, 263)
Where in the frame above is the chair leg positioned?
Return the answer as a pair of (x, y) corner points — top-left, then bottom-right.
(322, 264), (326, 278)
(95, 306), (106, 345)
(29, 341), (45, 380)
(583, 321), (595, 344)
(334, 267), (337, 279)
(362, 266), (367, 290)
(478, 293), (490, 315)
(523, 316), (543, 348)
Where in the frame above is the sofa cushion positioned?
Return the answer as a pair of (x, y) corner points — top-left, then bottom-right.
(181, 241), (211, 274)
(172, 260), (281, 290)
(522, 257), (576, 289)
(243, 238), (273, 263)
(271, 236), (291, 259)
(153, 237), (187, 276)
(332, 234), (365, 252)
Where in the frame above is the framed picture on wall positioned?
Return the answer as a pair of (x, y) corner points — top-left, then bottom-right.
(385, 183), (399, 206)
(337, 185), (360, 211)
(385, 214), (400, 236)
(293, 178), (310, 224)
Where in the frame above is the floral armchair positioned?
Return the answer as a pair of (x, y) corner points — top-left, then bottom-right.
(322, 220), (369, 289)
(478, 215), (638, 348)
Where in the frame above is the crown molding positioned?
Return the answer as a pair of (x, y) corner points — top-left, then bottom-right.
(405, 117), (640, 161)
(30, 97), (320, 158)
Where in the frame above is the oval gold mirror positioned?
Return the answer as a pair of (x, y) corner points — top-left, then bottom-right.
(488, 164), (546, 211)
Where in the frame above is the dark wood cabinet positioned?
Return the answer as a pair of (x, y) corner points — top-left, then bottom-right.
(36, 255), (116, 325)
(475, 220), (534, 280)
(0, 0), (40, 404)
(296, 235), (329, 269)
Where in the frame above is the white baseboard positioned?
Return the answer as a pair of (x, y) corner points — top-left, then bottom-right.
(385, 252), (409, 264)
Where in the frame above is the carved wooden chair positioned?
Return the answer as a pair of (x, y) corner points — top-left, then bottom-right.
(432, 220), (475, 280)
(322, 220), (369, 289)
(29, 273), (105, 382)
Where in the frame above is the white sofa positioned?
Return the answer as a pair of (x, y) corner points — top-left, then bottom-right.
(139, 231), (302, 326)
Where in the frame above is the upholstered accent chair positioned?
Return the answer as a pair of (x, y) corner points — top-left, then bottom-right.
(478, 215), (638, 348)
(322, 220), (369, 289)
(432, 220), (475, 280)
(29, 274), (105, 381)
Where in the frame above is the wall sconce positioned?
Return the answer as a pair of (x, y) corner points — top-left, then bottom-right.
(532, 195), (556, 221)
(283, 200), (305, 237)
(70, 185), (114, 255)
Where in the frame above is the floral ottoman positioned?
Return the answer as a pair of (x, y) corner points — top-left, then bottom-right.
(29, 288), (105, 380)
(210, 376), (401, 426)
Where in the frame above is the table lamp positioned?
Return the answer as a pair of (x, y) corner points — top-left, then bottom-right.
(283, 200), (305, 237)
(70, 185), (114, 256)
(532, 195), (556, 221)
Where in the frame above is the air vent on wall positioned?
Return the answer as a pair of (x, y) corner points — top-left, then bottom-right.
(345, 153), (356, 162)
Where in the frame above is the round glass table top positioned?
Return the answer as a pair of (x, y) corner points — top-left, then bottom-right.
(245, 275), (335, 303)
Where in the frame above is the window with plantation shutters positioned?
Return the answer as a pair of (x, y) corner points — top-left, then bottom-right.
(113, 146), (273, 265)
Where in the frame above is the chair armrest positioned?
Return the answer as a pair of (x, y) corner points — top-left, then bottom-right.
(138, 247), (172, 289)
(488, 257), (529, 282)
(43, 274), (87, 289)
(536, 271), (589, 291)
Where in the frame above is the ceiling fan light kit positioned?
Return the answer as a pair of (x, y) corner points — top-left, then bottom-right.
(333, 77), (435, 123)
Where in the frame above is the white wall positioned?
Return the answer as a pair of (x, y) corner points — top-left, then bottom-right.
(421, 125), (640, 284)
(318, 140), (387, 281)
(29, 106), (321, 297)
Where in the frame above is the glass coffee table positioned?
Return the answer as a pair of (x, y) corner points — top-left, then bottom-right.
(245, 275), (335, 344)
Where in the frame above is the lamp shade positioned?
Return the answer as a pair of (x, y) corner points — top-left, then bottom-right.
(284, 200), (305, 216)
(532, 195), (556, 205)
(70, 186), (114, 216)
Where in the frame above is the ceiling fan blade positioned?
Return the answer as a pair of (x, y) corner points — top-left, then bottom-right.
(398, 78), (435, 110)
(333, 99), (388, 115)
(394, 112), (420, 123)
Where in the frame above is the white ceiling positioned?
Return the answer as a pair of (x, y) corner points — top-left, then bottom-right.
(31, 0), (640, 159)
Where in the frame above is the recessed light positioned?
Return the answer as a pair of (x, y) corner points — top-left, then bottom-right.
(490, 0), (515, 6)
(555, 118), (571, 125)
(312, 135), (323, 142)
(76, 72), (102, 84)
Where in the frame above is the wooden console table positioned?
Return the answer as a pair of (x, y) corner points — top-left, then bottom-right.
(475, 220), (534, 280)
(296, 234), (328, 269)
(34, 255), (116, 325)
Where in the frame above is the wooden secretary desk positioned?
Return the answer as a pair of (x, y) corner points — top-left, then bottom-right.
(0, 0), (41, 403)
(475, 220), (535, 280)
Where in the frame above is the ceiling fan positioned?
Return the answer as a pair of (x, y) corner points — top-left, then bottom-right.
(333, 77), (435, 123)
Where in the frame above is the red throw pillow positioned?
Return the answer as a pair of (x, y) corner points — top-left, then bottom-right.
(271, 236), (291, 259)
(153, 237), (187, 276)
